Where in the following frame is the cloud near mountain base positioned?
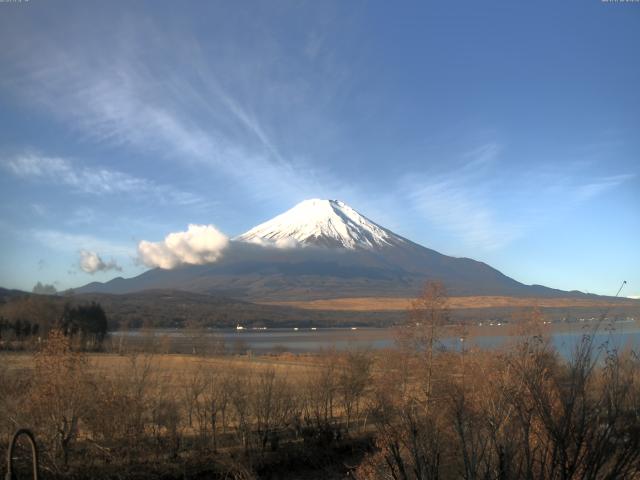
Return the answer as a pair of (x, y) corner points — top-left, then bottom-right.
(240, 236), (301, 249)
(32, 281), (57, 294)
(138, 224), (229, 269)
(80, 250), (122, 274)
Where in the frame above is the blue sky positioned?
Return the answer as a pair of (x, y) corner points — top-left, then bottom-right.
(0, 0), (638, 297)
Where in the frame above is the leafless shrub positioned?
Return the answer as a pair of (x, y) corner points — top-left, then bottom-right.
(24, 330), (90, 470)
(303, 349), (340, 436)
(251, 367), (295, 455)
(338, 350), (372, 432)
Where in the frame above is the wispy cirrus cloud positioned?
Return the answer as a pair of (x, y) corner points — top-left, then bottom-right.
(402, 142), (522, 251)
(406, 180), (524, 251)
(403, 143), (635, 251)
(0, 13), (360, 209)
(460, 142), (503, 170)
(33, 229), (135, 257)
(572, 174), (635, 202)
(3, 152), (204, 206)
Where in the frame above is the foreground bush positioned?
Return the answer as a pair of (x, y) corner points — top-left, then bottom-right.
(357, 332), (640, 480)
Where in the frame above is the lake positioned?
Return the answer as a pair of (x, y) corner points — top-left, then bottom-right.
(110, 321), (640, 358)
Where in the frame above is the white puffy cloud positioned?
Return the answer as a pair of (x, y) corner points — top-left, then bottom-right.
(80, 250), (122, 274)
(137, 224), (229, 269)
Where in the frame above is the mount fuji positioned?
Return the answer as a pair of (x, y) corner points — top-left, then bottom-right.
(236, 199), (407, 250)
(75, 199), (582, 300)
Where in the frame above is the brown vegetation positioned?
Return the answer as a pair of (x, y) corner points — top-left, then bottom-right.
(261, 295), (639, 312)
(1, 283), (639, 479)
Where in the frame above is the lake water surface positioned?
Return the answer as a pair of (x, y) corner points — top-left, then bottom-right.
(111, 322), (640, 358)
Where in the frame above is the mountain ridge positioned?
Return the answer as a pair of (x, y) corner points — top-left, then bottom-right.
(72, 199), (609, 301)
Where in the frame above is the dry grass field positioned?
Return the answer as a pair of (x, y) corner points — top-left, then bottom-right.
(1, 351), (325, 385)
(2, 320), (640, 479)
(261, 295), (639, 311)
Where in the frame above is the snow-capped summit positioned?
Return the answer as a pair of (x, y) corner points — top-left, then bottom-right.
(236, 199), (407, 250)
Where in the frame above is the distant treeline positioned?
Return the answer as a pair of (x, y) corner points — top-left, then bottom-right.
(0, 290), (404, 331)
(3, 288), (638, 334)
(0, 296), (107, 348)
(0, 317), (40, 338)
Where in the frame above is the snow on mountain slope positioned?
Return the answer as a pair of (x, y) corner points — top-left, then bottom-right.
(235, 199), (407, 250)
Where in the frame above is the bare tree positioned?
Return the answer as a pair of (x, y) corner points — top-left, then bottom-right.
(228, 367), (253, 455)
(203, 367), (232, 451)
(303, 349), (340, 436)
(402, 281), (449, 406)
(338, 350), (372, 432)
(28, 330), (90, 469)
(380, 281), (449, 479)
(251, 367), (294, 455)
